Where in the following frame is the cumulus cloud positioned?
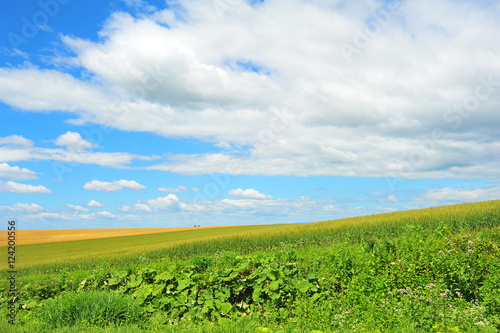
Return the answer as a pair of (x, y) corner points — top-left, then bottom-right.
(83, 179), (146, 191)
(0, 163), (37, 180)
(88, 200), (104, 207)
(0, 203), (44, 212)
(387, 195), (398, 202)
(0, 135), (157, 172)
(118, 203), (154, 212)
(0, 181), (51, 194)
(55, 131), (98, 152)
(422, 185), (500, 202)
(0, 1), (498, 179)
(97, 211), (118, 218)
(158, 185), (189, 193)
(133, 203), (153, 212)
(0, 135), (34, 147)
(228, 188), (272, 200)
(147, 194), (180, 209)
(66, 204), (89, 212)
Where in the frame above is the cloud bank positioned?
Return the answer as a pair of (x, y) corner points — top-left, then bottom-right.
(83, 179), (146, 191)
(0, 0), (498, 181)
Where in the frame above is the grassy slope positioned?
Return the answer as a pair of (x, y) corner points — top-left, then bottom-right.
(2, 200), (499, 276)
(1, 200), (499, 332)
(3, 225), (278, 274)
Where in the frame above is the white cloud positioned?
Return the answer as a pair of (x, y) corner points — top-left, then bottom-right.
(97, 211), (118, 218)
(228, 188), (272, 199)
(323, 205), (336, 211)
(0, 1), (498, 179)
(133, 203), (153, 212)
(118, 205), (131, 212)
(158, 185), (189, 193)
(55, 131), (98, 152)
(0, 163), (37, 180)
(387, 195), (398, 202)
(422, 185), (500, 202)
(88, 200), (104, 207)
(83, 179), (146, 191)
(147, 194), (180, 209)
(0, 134), (157, 169)
(66, 204), (89, 212)
(0, 181), (51, 194)
(0, 135), (34, 147)
(0, 203), (44, 212)
(117, 202), (153, 212)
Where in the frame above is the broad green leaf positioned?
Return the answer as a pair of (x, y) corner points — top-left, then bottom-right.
(107, 277), (120, 286)
(114, 270), (129, 279)
(252, 287), (263, 302)
(133, 285), (153, 304)
(152, 283), (165, 296)
(177, 279), (192, 290)
(269, 280), (280, 291)
(297, 280), (312, 293)
(219, 302), (232, 314)
(129, 274), (143, 288)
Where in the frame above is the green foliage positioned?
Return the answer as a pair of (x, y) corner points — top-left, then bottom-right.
(35, 290), (142, 329)
(1, 200), (499, 332)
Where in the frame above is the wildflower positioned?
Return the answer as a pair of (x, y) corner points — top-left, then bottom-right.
(437, 250), (444, 254)
(391, 262), (396, 265)
(468, 249), (474, 253)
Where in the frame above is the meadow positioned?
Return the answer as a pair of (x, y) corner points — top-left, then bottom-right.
(1, 200), (499, 332)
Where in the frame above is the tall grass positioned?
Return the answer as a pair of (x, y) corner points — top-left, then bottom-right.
(36, 291), (142, 329)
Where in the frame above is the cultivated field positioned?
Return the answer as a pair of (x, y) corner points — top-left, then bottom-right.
(0, 225), (244, 246)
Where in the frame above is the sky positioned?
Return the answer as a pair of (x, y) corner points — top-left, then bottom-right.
(0, 0), (499, 230)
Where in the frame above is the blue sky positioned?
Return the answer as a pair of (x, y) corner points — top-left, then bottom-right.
(0, 0), (499, 229)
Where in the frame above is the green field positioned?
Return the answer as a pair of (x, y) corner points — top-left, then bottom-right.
(1, 200), (499, 332)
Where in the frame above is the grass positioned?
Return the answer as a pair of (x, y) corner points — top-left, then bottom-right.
(2, 200), (498, 286)
(1, 200), (499, 332)
(3, 225), (278, 275)
(35, 290), (142, 328)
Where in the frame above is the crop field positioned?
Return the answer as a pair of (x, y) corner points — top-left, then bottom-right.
(0, 226), (241, 246)
(1, 200), (499, 332)
(1, 225), (281, 275)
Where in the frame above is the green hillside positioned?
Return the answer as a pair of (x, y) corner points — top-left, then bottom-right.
(1, 200), (499, 332)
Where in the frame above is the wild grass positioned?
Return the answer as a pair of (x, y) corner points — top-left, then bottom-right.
(1, 200), (499, 332)
(35, 290), (142, 329)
